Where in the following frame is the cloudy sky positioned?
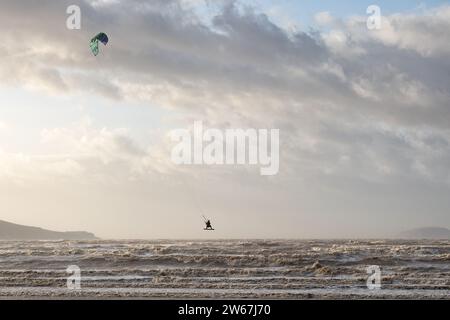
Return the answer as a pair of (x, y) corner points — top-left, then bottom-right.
(1, 0), (450, 239)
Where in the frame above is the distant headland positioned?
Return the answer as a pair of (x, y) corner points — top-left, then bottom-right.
(397, 227), (450, 240)
(0, 220), (97, 240)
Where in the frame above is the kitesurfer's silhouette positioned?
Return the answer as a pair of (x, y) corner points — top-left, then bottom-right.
(203, 216), (214, 231)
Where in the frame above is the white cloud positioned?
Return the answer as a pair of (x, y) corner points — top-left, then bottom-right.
(0, 2), (449, 182)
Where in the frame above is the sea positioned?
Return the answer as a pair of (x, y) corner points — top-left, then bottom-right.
(0, 239), (448, 299)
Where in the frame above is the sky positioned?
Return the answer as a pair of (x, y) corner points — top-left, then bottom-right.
(1, 0), (450, 239)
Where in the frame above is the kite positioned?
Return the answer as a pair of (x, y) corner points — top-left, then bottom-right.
(90, 32), (109, 56)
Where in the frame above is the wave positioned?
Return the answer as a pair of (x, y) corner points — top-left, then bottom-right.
(0, 239), (449, 299)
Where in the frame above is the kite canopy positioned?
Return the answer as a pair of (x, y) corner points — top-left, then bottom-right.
(90, 32), (109, 56)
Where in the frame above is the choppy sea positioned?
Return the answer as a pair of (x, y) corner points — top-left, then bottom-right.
(0, 240), (448, 299)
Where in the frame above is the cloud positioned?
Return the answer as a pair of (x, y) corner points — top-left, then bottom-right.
(371, 7), (450, 57)
(1, 1), (450, 180)
(314, 11), (335, 26)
